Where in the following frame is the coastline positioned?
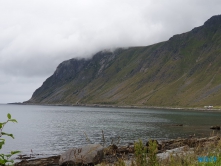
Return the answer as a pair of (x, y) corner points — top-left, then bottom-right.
(15, 135), (221, 166)
(8, 102), (221, 112)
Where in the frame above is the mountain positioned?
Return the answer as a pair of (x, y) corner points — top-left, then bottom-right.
(25, 15), (221, 107)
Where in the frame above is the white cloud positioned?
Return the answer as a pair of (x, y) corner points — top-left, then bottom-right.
(0, 0), (221, 103)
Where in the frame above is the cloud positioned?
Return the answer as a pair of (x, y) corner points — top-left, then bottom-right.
(0, 0), (221, 103)
(0, 72), (47, 103)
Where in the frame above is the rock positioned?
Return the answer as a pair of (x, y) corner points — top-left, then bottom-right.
(127, 145), (134, 153)
(15, 136), (221, 166)
(208, 136), (220, 141)
(15, 155), (60, 166)
(210, 126), (220, 130)
(173, 124), (183, 126)
(59, 144), (104, 166)
(16, 154), (35, 160)
(157, 146), (194, 160)
(160, 136), (221, 152)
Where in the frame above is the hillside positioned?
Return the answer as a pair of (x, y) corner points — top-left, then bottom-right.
(25, 15), (221, 107)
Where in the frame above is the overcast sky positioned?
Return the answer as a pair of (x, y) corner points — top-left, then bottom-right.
(0, 0), (221, 103)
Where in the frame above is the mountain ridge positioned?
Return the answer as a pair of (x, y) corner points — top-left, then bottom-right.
(25, 15), (221, 107)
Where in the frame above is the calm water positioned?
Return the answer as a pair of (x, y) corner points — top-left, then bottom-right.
(0, 104), (221, 158)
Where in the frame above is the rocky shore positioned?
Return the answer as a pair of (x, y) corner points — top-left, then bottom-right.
(15, 135), (220, 166)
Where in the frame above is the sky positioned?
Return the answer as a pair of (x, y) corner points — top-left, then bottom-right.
(0, 0), (221, 103)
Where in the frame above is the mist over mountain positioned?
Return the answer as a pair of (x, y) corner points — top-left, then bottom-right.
(25, 15), (221, 107)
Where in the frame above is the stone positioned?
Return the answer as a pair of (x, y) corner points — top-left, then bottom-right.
(157, 146), (194, 160)
(59, 144), (104, 166)
(173, 124), (183, 126)
(210, 126), (220, 130)
(208, 136), (220, 141)
(15, 155), (60, 166)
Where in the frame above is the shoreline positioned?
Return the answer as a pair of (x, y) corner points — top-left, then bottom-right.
(8, 102), (221, 112)
(15, 135), (221, 166)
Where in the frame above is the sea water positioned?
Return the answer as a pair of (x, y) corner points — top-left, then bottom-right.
(0, 104), (220, 158)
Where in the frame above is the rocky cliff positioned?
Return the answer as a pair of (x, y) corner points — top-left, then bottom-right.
(25, 15), (221, 107)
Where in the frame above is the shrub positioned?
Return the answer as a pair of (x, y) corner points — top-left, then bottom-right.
(0, 113), (20, 166)
(147, 140), (159, 166)
(134, 139), (147, 166)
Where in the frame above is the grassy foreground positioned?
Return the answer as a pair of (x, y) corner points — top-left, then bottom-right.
(99, 139), (221, 166)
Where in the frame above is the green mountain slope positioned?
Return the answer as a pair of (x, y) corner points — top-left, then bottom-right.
(25, 15), (221, 107)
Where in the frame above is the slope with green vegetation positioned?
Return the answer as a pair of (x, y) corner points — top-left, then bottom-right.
(25, 15), (221, 107)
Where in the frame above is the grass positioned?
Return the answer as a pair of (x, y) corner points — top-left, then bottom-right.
(99, 138), (221, 166)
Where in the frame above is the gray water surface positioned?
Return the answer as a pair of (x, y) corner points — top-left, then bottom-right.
(0, 104), (221, 158)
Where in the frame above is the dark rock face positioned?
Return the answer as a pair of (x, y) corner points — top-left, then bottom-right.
(204, 15), (221, 28)
(25, 15), (221, 107)
(26, 50), (119, 104)
(28, 59), (89, 103)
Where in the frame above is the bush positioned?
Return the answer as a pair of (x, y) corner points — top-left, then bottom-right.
(147, 140), (159, 166)
(0, 113), (20, 166)
(134, 139), (147, 166)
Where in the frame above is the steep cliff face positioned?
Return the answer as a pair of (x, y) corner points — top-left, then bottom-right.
(27, 50), (121, 103)
(26, 15), (221, 107)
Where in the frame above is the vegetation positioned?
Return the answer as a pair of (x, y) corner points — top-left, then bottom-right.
(159, 139), (221, 166)
(0, 114), (20, 166)
(100, 138), (221, 166)
(134, 140), (147, 166)
(26, 15), (221, 108)
(147, 140), (159, 166)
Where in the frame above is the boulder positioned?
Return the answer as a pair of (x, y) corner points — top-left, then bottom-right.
(59, 144), (104, 166)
